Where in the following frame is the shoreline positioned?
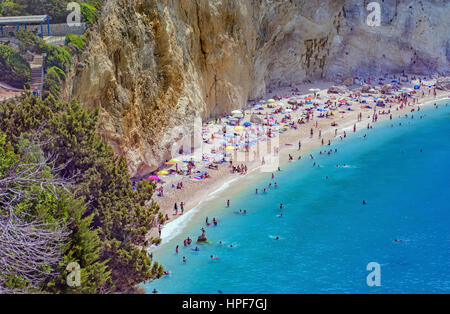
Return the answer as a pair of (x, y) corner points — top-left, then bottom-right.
(146, 79), (449, 251)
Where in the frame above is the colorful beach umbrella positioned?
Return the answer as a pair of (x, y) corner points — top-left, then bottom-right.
(226, 146), (234, 151)
(267, 99), (276, 103)
(157, 170), (168, 175)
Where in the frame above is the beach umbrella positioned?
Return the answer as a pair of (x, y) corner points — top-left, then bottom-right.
(285, 109), (293, 112)
(231, 110), (243, 115)
(165, 162), (176, 166)
(414, 85), (420, 89)
(243, 122), (252, 127)
(147, 175), (160, 181)
(169, 158), (180, 163)
(305, 97), (313, 101)
(226, 146), (234, 151)
(157, 170), (168, 175)
(267, 99), (276, 103)
(338, 99), (346, 103)
(306, 101), (313, 105)
(234, 126), (244, 131)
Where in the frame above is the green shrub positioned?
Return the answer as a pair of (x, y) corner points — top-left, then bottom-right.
(80, 3), (98, 25)
(43, 66), (66, 98)
(65, 34), (88, 51)
(16, 31), (71, 71)
(0, 44), (30, 89)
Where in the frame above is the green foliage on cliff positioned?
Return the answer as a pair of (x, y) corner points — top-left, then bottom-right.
(0, 132), (110, 293)
(43, 65), (65, 98)
(79, 3), (98, 25)
(16, 31), (71, 71)
(0, 44), (30, 88)
(65, 33), (88, 51)
(0, 94), (164, 293)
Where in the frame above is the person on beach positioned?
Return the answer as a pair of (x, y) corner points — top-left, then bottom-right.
(174, 203), (178, 215)
(180, 202), (184, 214)
(227, 200), (230, 207)
(298, 140), (302, 150)
(176, 245), (179, 253)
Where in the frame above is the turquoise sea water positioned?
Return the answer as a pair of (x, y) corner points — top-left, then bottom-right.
(145, 99), (450, 294)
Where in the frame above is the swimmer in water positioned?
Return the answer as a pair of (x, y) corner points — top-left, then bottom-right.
(275, 236), (279, 240)
(152, 288), (158, 294)
(183, 256), (187, 263)
(362, 200), (367, 205)
(278, 213), (283, 218)
(394, 239), (402, 242)
(280, 203), (283, 209)
(256, 188), (258, 194)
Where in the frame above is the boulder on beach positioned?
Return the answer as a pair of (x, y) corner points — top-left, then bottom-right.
(328, 85), (348, 94)
(436, 77), (450, 90)
(342, 77), (353, 86)
(360, 84), (371, 93)
(381, 84), (395, 93)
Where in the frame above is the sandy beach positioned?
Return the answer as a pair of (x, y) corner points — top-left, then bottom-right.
(145, 74), (449, 247)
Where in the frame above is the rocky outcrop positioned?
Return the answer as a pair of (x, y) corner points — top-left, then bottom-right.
(64, 0), (450, 176)
(328, 85), (348, 94)
(436, 77), (450, 90)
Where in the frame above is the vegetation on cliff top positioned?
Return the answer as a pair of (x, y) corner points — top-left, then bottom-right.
(0, 44), (31, 88)
(0, 93), (164, 293)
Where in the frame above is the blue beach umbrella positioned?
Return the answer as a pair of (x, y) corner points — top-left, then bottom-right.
(243, 122), (252, 127)
(414, 85), (420, 89)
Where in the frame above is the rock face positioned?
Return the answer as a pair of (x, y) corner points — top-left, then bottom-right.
(63, 0), (450, 176)
(436, 77), (450, 90)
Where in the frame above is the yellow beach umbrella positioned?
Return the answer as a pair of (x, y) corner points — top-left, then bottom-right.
(267, 99), (276, 103)
(169, 158), (179, 163)
(157, 170), (168, 175)
(234, 126), (244, 131)
(226, 146), (234, 151)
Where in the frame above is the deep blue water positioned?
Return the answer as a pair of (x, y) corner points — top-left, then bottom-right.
(145, 99), (450, 293)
